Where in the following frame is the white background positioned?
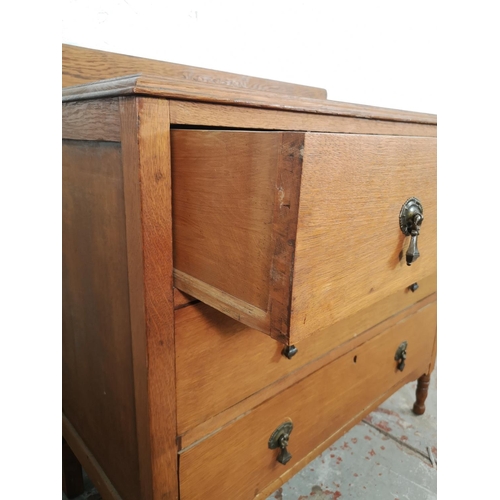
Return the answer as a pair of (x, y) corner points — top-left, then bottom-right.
(62, 0), (438, 114)
(1, 1), (498, 499)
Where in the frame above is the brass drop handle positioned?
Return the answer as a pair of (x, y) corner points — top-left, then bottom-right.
(395, 341), (408, 372)
(399, 198), (424, 266)
(268, 421), (293, 465)
(277, 433), (292, 465)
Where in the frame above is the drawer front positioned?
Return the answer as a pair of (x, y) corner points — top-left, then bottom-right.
(172, 130), (436, 345)
(176, 280), (436, 436)
(179, 300), (437, 500)
(290, 133), (436, 343)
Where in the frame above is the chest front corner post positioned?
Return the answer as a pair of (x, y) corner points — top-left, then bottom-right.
(120, 96), (179, 500)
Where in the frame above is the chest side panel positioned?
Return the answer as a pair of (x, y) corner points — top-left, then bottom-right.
(62, 140), (140, 500)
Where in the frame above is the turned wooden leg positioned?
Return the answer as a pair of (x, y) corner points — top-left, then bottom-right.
(63, 438), (84, 498)
(412, 373), (431, 415)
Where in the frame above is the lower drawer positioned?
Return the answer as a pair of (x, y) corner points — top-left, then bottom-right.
(179, 300), (436, 500)
(176, 275), (436, 436)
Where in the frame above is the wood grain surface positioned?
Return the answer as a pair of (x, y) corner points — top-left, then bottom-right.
(61, 45), (438, 500)
(62, 140), (140, 500)
(170, 101), (437, 137)
(172, 130), (284, 311)
(253, 364), (426, 499)
(179, 301), (437, 499)
(176, 279), (436, 440)
(63, 44), (327, 99)
(174, 269), (270, 333)
(120, 97), (178, 500)
(172, 130), (436, 345)
(268, 134), (304, 342)
(179, 295), (436, 450)
(172, 129), (306, 343)
(429, 326), (437, 375)
(62, 98), (121, 141)
(62, 74), (436, 125)
(290, 133), (437, 343)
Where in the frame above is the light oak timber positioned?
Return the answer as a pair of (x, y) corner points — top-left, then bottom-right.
(120, 97), (178, 500)
(268, 133), (304, 341)
(254, 366), (426, 500)
(289, 133), (437, 343)
(62, 98), (121, 141)
(171, 129), (300, 342)
(62, 45), (438, 500)
(174, 270), (269, 331)
(62, 74), (437, 125)
(170, 101), (437, 137)
(63, 44), (327, 99)
(429, 326), (438, 375)
(172, 130), (286, 312)
(179, 301), (437, 499)
(171, 130), (436, 345)
(172, 130), (304, 343)
(177, 288), (436, 446)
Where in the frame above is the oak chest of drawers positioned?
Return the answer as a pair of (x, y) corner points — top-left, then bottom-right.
(62, 45), (437, 500)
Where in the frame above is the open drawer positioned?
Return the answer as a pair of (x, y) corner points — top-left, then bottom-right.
(171, 130), (436, 345)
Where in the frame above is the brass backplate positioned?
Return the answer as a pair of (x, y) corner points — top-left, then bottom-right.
(268, 421), (293, 449)
(399, 198), (423, 236)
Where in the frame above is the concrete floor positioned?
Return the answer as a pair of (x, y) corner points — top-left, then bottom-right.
(63, 374), (436, 500)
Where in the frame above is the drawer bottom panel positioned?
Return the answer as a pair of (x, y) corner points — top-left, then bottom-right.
(179, 300), (436, 500)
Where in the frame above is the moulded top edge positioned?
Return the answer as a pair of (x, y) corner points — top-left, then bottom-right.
(62, 73), (437, 125)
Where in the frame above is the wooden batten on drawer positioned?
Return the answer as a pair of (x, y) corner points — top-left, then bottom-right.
(172, 130), (436, 345)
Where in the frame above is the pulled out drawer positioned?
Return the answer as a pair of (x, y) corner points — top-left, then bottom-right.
(172, 130), (436, 345)
(178, 300), (436, 500)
